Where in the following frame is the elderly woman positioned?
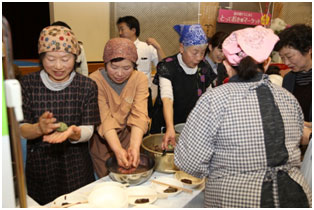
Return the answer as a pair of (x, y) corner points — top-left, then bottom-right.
(20, 26), (100, 205)
(150, 24), (216, 149)
(174, 26), (311, 207)
(89, 38), (150, 178)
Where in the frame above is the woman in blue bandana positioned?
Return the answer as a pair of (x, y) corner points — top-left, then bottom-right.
(150, 24), (216, 149)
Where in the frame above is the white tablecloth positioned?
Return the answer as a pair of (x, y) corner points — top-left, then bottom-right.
(39, 171), (204, 208)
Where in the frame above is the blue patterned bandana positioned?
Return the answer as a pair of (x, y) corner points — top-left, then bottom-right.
(173, 24), (208, 47)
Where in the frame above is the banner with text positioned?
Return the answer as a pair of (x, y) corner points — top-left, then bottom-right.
(217, 9), (271, 26)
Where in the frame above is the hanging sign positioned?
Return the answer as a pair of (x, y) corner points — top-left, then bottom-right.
(261, 14), (271, 26)
(217, 9), (271, 26)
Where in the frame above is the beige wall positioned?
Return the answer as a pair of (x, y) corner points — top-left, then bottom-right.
(110, 2), (199, 57)
(50, 2), (110, 62)
(49, 2), (311, 62)
(281, 2), (312, 26)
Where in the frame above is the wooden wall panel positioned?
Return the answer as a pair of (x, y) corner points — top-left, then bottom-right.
(199, 2), (219, 38)
(273, 2), (283, 19)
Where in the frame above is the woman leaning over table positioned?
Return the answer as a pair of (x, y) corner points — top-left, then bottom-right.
(20, 26), (100, 205)
(275, 24), (312, 123)
(275, 24), (312, 158)
(89, 38), (150, 178)
(174, 26), (311, 207)
(150, 24), (216, 149)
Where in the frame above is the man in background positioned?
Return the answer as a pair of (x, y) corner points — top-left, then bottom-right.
(117, 16), (166, 118)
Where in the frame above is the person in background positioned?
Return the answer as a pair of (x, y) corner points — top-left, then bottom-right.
(175, 25), (311, 207)
(89, 38), (150, 178)
(204, 31), (229, 87)
(117, 16), (166, 118)
(19, 26), (100, 205)
(275, 24), (312, 157)
(265, 65), (283, 86)
(150, 24), (216, 150)
(51, 21), (89, 77)
(275, 24), (312, 123)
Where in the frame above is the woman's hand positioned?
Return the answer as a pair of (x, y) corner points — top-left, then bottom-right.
(304, 121), (312, 128)
(42, 125), (81, 144)
(127, 146), (140, 168)
(114, 148), (130, 169)
(162, 127), (176, 150)
(301, 126), (312, 145)
(38, 111), (59, 135)
(223, 60), (237, 78)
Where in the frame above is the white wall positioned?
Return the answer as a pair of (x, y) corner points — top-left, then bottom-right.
(50, 2), (110, 62)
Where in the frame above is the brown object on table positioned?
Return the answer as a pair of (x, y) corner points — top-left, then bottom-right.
(117, 167), (137, 174)
(164, 187), (178, 193)
(55, 200), (88, 208)
(151, 180), (193, 193)
(135, 198), (150, 204)
(181, 178), (192, 184)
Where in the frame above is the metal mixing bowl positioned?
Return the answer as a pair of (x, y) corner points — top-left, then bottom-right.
(141, 134), (179, 173)
(174, 123), (185, 134)
(106, 153), (155, 186)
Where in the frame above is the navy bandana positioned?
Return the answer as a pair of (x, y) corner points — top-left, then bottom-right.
(173, 24), (207, 47)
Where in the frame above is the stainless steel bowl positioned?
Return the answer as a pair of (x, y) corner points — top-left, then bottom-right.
(174, 123), (185, 134)
(106, 153), (155, 186)
(141, 134), (179, 173)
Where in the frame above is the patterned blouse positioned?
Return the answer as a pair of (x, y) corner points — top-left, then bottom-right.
(150, 54), (216, 133)
(175, 73), (312, 207)
(21, 71), (100, 205)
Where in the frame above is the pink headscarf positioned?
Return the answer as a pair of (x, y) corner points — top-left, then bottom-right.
(103, 38), (138, 64)
(222, 26), (279, 66)
(38, 26), (80, 55)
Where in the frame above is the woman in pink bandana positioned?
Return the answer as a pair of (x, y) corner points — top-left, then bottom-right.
(89, 38), (150, 178)
(20, 26), (100, 205)
(174, 26), (311, 207)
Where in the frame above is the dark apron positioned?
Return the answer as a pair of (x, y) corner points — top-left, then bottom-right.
(90, 127), (131, 178)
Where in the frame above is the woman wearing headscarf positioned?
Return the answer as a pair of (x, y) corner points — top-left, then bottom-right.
(150, 24), (216, 149)
(20, 26), (100, 205)
(174, 26), (311, 207)
(51, 21), (89, 77)
(89, 38), (150, 178)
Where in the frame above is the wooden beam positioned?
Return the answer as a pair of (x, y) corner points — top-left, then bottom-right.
(273, 2), (283, 19)
(199, 2), (219, 38)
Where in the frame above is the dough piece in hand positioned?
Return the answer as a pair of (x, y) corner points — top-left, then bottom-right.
(56, 122), (68, 132)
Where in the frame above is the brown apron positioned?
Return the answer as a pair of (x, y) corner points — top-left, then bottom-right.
(89, 127), (131, 178)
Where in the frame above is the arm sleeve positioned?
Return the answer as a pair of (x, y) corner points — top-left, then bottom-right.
(82, 81), (101, 126)
(69, 125), (94, 144)
(174, 91), (222, 178)
(159, 77), (173, 100)
(20, 76), (34, 124)
(150, 46), (159, 67)
(152, 60), (172, 86)
(127, 74), (150, 133)
(90, 75), (121, 137)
